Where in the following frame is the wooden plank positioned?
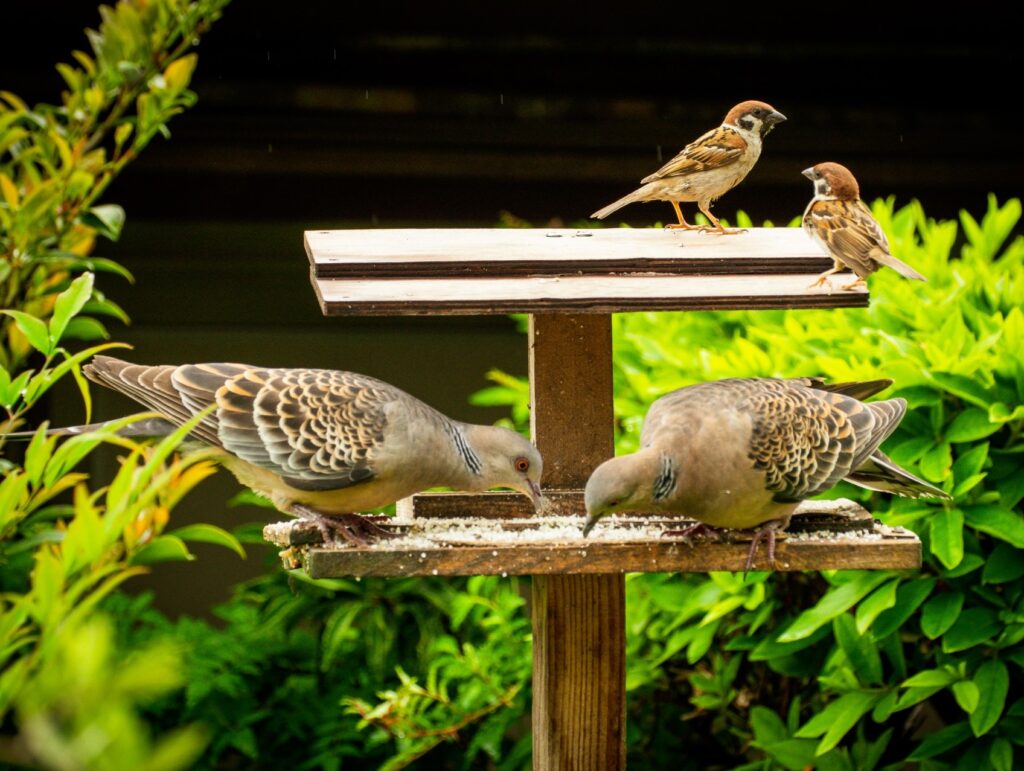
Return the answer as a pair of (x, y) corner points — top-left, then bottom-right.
(299, 534), (922, 577)
(529, 315), (614, 489)
(528, 314), (623, 771)
(533, 574), (626, 770)
(264, 497), (922, 576)
(306, 227), (834, 278)
(313, 273), (868, 316)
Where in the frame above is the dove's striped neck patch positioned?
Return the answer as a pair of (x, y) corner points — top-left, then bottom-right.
(445, 423), (483, 475)
(652, 454), (677, 501)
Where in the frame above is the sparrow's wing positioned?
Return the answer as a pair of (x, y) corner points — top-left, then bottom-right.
(803, 199), (891, 277)
(641, 126), (747, 183)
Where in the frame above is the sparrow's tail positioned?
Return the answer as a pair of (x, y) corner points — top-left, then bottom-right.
(1, 415), (177, 443)
(846, 450), (950, 500)
(591, 189), (645, 220)
(875, 253), (926, 281)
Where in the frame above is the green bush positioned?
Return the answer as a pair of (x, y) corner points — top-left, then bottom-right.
(1, 3), (232, 768)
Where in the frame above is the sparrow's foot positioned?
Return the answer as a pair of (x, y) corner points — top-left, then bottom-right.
(662, 522), (721, 541)
(744, 519), (787, 574)
(842, 277), (867, 291)
(665, 223), (704, 230)
(292, 507), (399, 546)
(699, 226), (748, 236)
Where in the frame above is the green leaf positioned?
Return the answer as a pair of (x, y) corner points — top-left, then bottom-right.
(990, 738), (1014, 771)
(130, 535), (195, 565)
(81, 203), (126, 241)
(989, 402), (1024, 424)
(946, 408), (1001, 443)
(952, 443), (989, 482)
(169, 524), (246, 559)
(970, 659), (1008, 736)
(964, 504), (1024, 547)
(953, 680), (980, 714)
(920, 441), (953, 482)
(929, 507), (964, 568)
(872, 578), (936, 639)
(983, 542), (1024, 584)
(855, 579), (899, 634)
(777, 573), (890, 643)
(945, 553), (984, 578)
(1, 310), (52, 355)
(49, 272), (95, 344)
(931, 372), (993, 409)
(794, 691), (880, 756)
(907, 721), (972, 760)
(901, 669), (958, 688)
(942, 608), (1000, 653)
(833, 614), (882, 685)
(920, 591), (964, 639)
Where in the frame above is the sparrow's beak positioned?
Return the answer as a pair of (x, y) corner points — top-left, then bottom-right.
(767, 110), (787, 125)
(581, 514), (600, 538)
(527, 479), (543, 510)
(801, 167), (816, 180)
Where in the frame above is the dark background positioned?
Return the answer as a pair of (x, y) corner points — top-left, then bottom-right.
(3, 2), (1021, 613)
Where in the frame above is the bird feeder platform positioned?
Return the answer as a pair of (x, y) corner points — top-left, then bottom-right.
(264, 494), (921, 577)
(280, 227), (920, 770)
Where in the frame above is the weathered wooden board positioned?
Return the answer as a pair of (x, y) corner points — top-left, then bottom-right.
(313, 273), (867, 315)
(263, 495), (922, 577)
(306, 227), (834, 278)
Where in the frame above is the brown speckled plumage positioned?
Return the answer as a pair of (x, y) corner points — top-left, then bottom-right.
(803, 162), (926, 286)
(584, 377), (947, 568)
(83, 356), (543, 541)
(591, 100), (786, 232)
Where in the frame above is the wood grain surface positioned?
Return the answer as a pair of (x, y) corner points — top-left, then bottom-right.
(313, 272), (867, 315)
(306, 227), (833, 278)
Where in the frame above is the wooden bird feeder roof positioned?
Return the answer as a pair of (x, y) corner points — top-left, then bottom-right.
(305, 227), (868, 315)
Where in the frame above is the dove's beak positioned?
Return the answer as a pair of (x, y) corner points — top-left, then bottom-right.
(581, 514), (600, 538)
(527, 480), (543, 510)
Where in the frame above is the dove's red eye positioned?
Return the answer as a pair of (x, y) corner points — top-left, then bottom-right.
(515, 457), (530, 473)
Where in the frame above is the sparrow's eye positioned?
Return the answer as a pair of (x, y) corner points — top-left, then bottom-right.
(514, 457), (530, 473)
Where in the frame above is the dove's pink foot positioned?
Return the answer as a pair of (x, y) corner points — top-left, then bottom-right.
(292, 506), (398, 546)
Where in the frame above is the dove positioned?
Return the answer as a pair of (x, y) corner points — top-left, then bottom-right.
(582, 377), (948, 571)
(802, 162), (927, 289)
(33, 356), (544, 545)
(591, 100), (786, 234)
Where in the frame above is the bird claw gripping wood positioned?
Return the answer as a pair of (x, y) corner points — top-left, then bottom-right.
(292, 506), (400, 547)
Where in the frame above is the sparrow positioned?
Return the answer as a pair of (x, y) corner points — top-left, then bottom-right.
(802, 162), (927, 289)
(25, 356), (543, 545)
(582, 377), (948, 571)
(591, 100), (787, 234)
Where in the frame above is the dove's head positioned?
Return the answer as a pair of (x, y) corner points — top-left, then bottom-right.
(467, 425), (544, 508)
(724, 101), (787, 138)
(582, 454), (651, 536)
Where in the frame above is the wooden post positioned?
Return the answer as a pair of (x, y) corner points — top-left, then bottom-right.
(529, 314), (626, 770)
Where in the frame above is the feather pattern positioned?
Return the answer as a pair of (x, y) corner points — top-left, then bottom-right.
(84, 356), (473, 494)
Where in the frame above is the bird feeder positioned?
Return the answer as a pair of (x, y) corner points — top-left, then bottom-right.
(263, 227), (922, 770)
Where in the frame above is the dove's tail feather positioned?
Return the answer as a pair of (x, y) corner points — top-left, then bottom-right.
(876, 253), (926, 281)
(2, 416), (177, 443)
(591, 189), (645, 220)
(847, 450), (950, 500)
